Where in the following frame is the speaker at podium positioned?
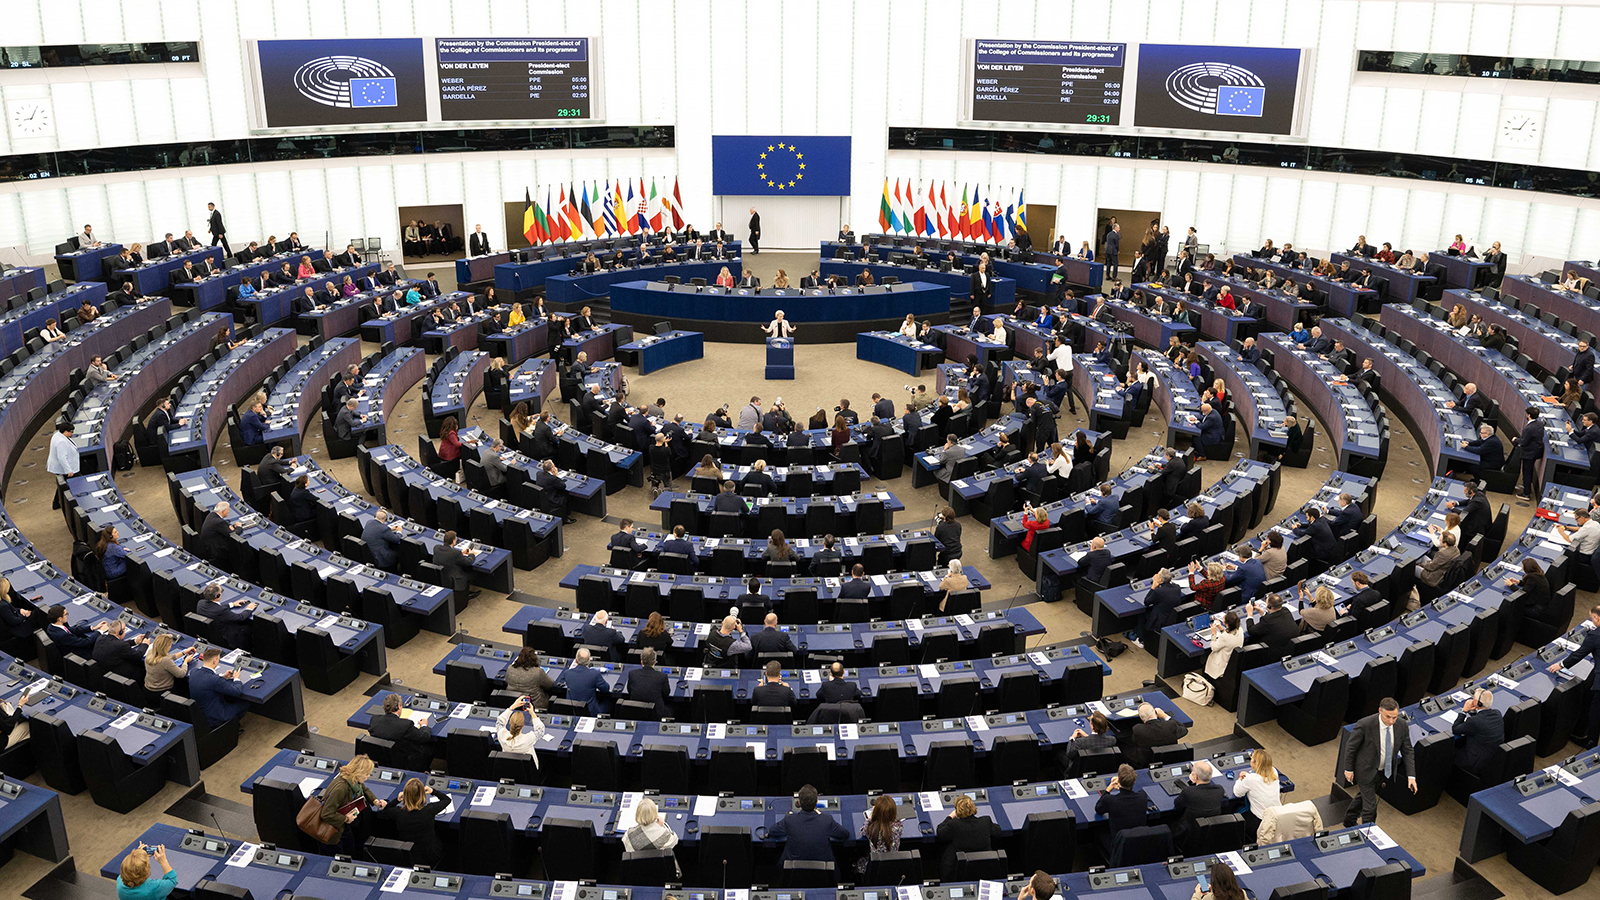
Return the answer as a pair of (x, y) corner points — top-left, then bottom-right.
(766, 337), (795, 380)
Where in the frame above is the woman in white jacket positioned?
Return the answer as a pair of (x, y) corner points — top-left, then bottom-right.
(1204, 610), (1244, 681)
(494, 696), (546, 769)
(1232, 748), (1282, 835)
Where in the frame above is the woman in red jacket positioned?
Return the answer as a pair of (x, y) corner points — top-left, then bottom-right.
(438, 415), (463, 476)
(1020, 505), (1052, 551)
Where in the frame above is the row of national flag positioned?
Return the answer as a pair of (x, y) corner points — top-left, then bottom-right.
(522, 177), (686, 244)
(878, 180), (1027, 244)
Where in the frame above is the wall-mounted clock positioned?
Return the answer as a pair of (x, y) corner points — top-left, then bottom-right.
(7, 99), (54, 138)
(1498, 111), (1542, 147)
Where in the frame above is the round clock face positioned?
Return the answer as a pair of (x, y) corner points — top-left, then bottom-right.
(9, 100), (52, 137)
(1500, 112), (1540, 146)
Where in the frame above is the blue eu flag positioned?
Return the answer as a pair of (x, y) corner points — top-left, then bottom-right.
(350, 77), (398, 108)
(1216, 85), (1264, 117)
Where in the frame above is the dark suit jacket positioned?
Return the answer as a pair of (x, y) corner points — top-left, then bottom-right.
(935, 814), (1002, 879)
(750, 627), (796, 655)
(91, 635), (144, 683)
(815, 678), (861, 704)
(582, 622), (628, 660)
(1081, 548), (1113, 585)
(1127, 717), (1190, 767)
(1172, 782), (1227, 844)
(752, 681), (796, 708)
(369, 711), (434, 770)
(625, 666), (672, 716)
(189, 664), (249, 728)
(199, 511), (232, 561)
(563, 663), (610, 715)
(1095, 788), (1148, 834)
(838, 578), (871, 599)
(1293, 517), (1336, 560)
(1247, 607), (1298, 654)
(769, 810), (850, 862)
(1451, 708), (1504, 775)
(431, 545), (473, 591)
(1343, 711), (1416, 786)
(197, 597), (252, 649)
(1562, 627), (1600, 691)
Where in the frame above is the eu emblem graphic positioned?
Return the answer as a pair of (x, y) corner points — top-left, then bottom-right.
(711, 136), (852, 196)
(350, 77), (398, 108)
(1216, 85), (1264, 117)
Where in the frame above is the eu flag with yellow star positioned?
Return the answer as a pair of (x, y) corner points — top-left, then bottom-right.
(711, 135), (852, 196)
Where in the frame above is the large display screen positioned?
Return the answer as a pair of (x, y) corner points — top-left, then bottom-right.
(1133, 44), (1303, 135)
(968, 41), (1127, 126)
(435, 38), (593, 122)
(254, 38), (429, 128)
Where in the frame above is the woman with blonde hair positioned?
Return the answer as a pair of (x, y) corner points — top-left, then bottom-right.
(381, 778), (449, 866)
(507, 302), (526, 327)
(317, 754), (385, 853)
(899, 313), (920, 338)
(297, 255), (316, 279)
(939, 560), (970, 612)
(772, 269), (791, 289)
(117, 843), (176, 899)
(935, 794), (1002, 881)
(143, 632), (195, 695)
(856, 794), (903, 875)
(716, 265), (735, 288)
(494, 695), (546, 766)
(623, 797), (681, 874)
(1186, 560), (1227, 609)
(1045, 441), (1071, 478)
(1297, 584), (1339, 633)
(1232, 748), (1281, 835)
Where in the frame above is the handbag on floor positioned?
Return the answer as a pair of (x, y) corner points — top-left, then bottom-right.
(1181, 672), (1215, 706)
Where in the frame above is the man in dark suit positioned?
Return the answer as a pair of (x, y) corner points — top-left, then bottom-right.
(1079, 537), (1113, 585)
(606, 518), (647, 568)
(1513, 405), (1546, 498)
(815, 662), (862, 704)
(189, 648), (251, 729)
(1127, 702), (1189, 768)
(1245, 593), (1298, 655)
(1547, 604), (1600, 747)
(582, 610), (628, 661)
(751, 660), (796, 708)
(197, 584), (256, 651)
(659, 524), (697, 561)
(1135, 567), (1185, 649)
(1292, 506), (1336, 565)
(199, 501), (237, 563)
(1179, 502), (1211, 542)
(43, 604), (105, 654)
(561, 647), (611, 715)
(369, 693), (435, 770)
(205, 203), (230, 256)
(1159, 448), (1190, 507)
(360, 509), (404, 571)
(536, 459), (576, 525)
(1342, 697), (1417, 825)
(1094, 765), (1148, 852)
(1447, 382), (1488, 418)
(1448, 482), (1493, 550)
(625, 647), (672, 717)
(1018, 452), (1048, 495)
(750, 613), (797, 656)
(90, 620), (147, 683)
(712, 480), (747, 513)
(468, 225), (492, 256)
(1222, 547), (1267, 603)
(1172, 760), (1227, 851)
(1482, 240), (1507, 287)
(838, 565), (872, 599)
(1330, 492), (1364, 536)
(1194, 403), (1225, 458)
(769, 784), (850, 863)
(431, 530), (479, 601)
(871, 392), (895, 420)
(1056, 711), (1118, 775)
(1450, 688), (1504, 777)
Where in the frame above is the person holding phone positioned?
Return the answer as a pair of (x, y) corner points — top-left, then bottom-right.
(1191, 861), (1245, 900)
(118, 843), (177, 899)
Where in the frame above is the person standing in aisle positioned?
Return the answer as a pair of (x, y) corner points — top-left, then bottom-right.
(748, 207), (761, 254)
(206, 203), (230, 257)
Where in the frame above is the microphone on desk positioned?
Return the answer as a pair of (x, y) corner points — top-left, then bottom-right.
(1002, 583), (1026, 615)
(210, 813), (233, 845)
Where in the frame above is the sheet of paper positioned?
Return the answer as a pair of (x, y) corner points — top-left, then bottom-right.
(1218, 851), (1253, 875)
(802, 668), (820, 684)
(815, 743), (836, 761)
(435, 797), (456, 817)
(449, 703), (472, 719)
(693, 795), (718, 816)
(1546, 764), (1582, 787)
(979, 880), (1005, 900)
(684, 667), (703, 682)
(224, 842), (260, 867)
(616, 792), (643, 832)
(575, 717), (595, 733)
(705, 723), (726, 740)
(838, 724), (858, 741)
(746, 740), (766, 757)
(380, 868), (414, 893)
(1060, 779), (1088, 799)
(1363, 826), (1397, 849)
(471, 786), (496, 806)
(897, 885), (924, 900)
(108, 711), (139, 730)
(965, 715), (990, 732)
(1028, 651), (1050, 667)
(919, 663), (939, 679)
(297, 776), (324, 799)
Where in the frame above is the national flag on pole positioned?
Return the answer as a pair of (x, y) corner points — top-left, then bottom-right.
(541, 187), (556, 243)
(878, 179), (892, 233)
(589, 182), (606, 236)
(601, 180), (617, 236)
(977, 187), (993, 242)
(1004, 198), (1017, 243)
(900, 181), (917, 235)
(890, 180), (903, 233)
(612, 181), (626, 233)
(648, 178), (664, 232)
(1016, 189), (1028, 235)
(670, 177), (686, 230)
(579, 184), (594, 240)
(993, 200), (1006, 242)
(938, 184), (951, 238)
(522, 189), (538, 244)
(550, 185), (565, 240)
(625, 180), (639, 235)
(969, 186), (983, 240)
(566, 186), (581, 240)
(634, 179), (650, 233)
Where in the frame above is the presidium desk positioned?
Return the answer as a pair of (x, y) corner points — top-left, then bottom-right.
(606, 280), (953, 344)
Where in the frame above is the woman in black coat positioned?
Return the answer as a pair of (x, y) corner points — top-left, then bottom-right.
(936, 795), (1002, 881)
(381, 778), (450, 867)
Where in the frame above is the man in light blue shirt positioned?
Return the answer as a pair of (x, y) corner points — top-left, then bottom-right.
(47, 422), (78, 509)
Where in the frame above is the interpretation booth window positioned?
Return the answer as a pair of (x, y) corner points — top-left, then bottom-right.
(0, 42), (199, 69)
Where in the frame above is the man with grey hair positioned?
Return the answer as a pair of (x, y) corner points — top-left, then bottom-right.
(334, 397), (365, 441)
(1450, 688), (1503, 777)
(361, 507), (404, 571)
(1460, 422), (1504, 478)
(1128, 700), (1188, 767)
(198, 500), (236, 563)
(480, 438), (509, 488)
(1173, 759), (1226, 850)
(625, 646), (671, 716)
(1330, 491), (1363, 535)
(1132, 566), (1185, 650)
(562, 647), (610, 715)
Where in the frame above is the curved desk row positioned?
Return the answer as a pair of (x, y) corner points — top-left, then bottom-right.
(1235, 482), (1589, 729)
(988, 444), (1168, 559)
(0, 280), (105, 357)
(856, 331), (943, 376)
(504, 605), (1043, 666)
(1137, 348), (1203, 447)
(54, 242), (121, 283)
(506, 402), (644, 493)
(579, 527), (954, 583)
(1044, 459), (1279, 616)
(1499, 273), (1600, 345)
(243, 745), (1279, 844)
(113, 247), (221, 296)
(819, 259), (1012, 309)
(1256, 335), (1383, 473)
(454, 425), (607, 519)
(357, 444), (563, 574)
(109, 819), (1418, 900)
(360, 289), (474, 348)
(911, 413), (1032, 493)
(547, 260), (738, 308)
(933, 427), (1106, 522)
(347, 346), (426, 444)
(481, 313), (551, 365)
(1193, 270), (1319, 331)
(427, 350), (490, 426)
(69, 469), (374, 696)
(176, 254), (377, 315)
(609, 278), (951, 344)
(1381, 304), (1587, 488)
(648, 489), (906, 539)
(166, 326), (298, 466)
(1448, 287), (1581, 380)
(1317, 317), (1478, 476)
(300, 280), (417, 341)
(824, 236), (1104, 292)
(617, 329), (705, 375)
(1329, 252), (1436, 303)
(1133, 281), (1260, 346)
(1230, 255), (1377, 318)
(507, 357), (558, 414)
(1194, 341), (1293, 460)
(262, 337), (363, 454)
(70, 312), (226, 473)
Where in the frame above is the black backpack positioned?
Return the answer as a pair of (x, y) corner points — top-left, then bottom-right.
(111, 440), (135, 471)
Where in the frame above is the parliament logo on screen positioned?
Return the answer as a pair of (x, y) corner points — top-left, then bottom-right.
(1164, 62), (1265, 116)
(294, 56), (399, 109)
